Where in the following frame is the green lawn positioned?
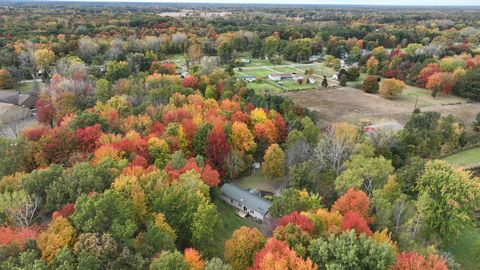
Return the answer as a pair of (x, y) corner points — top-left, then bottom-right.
(442, 147), (480, 169)
(237, 68), (274, 78)
(251, 58), (281, 66)
(247, 81), (282, 93)
(233, 168), (288, 194)
(280, 80), (318, 91)
(444, 228), (480, 270)
(271, 66), (298, 73)
(2, 81), (46, 93)
(168, 54), (186, 65)
(211, 199), (260, 258)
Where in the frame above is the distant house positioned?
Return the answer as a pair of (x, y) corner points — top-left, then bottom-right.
(240, 58), (251, 64)
(238, 75), (256, 83)
(364, 122), (403, 134)
(292, 73), (304, 81)
(220, 183), (272, 222)
(268, 73), (293, 81)
(309, 55), (322, 62)
(308, 77), (316, 84)
(0, 90), (37, 109)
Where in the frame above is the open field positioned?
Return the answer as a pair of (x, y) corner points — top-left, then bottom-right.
(235, 62), (336, 92)
(443, 147), (480, 169)
(281, 87), (480, 126)
(247, 81), (282, 93)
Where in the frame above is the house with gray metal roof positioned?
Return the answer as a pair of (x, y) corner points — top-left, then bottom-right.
(220, 183), (272, 222)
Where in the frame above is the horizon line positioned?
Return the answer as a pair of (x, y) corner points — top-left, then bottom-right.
(5, 1), (480, 7)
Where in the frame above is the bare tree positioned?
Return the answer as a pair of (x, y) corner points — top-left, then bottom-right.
(0, 190), (40, 227)
(315, 127), (354, 175)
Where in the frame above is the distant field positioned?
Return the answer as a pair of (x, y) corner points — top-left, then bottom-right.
(238, 68), (273, 77)
(247, 81), (282, 93)
(281, 80), (318, 91)
(443, 147), (480, 169)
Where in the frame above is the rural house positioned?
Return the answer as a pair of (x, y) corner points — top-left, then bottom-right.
(220, 183), (272, 222)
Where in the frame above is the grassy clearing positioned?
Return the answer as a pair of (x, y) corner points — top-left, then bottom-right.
(233, 168), (288, 194)
(281, 80), (318, 91)
(238, 68), (274, 77)
(247, 81), (282, 93)
(442, 147), (480, 168)
(168, 54), (186, 65)
(251, 58), (277, 66)
(271, 66), (298, 73)
(444, 228), (480, 270)
(211, 199), (260, 258)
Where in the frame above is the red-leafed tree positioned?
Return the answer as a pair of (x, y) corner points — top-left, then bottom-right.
(248, 238), (317, 270)
(75, 124), (102, 153)
(340, 211), (373, 236)
(390, 252), (448, 270)
(206, 124), (230, 173)
(332, 188), (372, 223)
(36, 97), (57, 128)
(277, 211), (315, 233)
(201, 164), (221, 187)
(0, 226), (40, 250)
(182, 75), (198, 89)
(52, 203), (75, 219)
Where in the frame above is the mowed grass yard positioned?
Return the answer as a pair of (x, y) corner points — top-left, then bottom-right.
(444, 228), (480, 270)
(211, 199), (260, 258)
(442, 147), (480, 168)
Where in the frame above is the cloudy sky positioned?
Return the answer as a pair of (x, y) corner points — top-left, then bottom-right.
(72, 0), (480, 5)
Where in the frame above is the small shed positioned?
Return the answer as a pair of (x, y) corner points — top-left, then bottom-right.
(239, 75), (256, 83)
(220, 183), (272, 222)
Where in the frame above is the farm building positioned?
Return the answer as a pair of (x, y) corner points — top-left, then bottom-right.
(238, 75), (256, 83)
(220, 183), (272, 222)
(268, 73), (293, 81)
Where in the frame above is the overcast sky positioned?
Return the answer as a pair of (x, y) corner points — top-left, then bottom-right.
(70, 0), (480, 6)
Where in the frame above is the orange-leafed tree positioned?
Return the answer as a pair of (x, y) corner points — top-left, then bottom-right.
(248, 238), (317, 270)
(390, 252), (448, 270)
(0, 226), (40, 250)
(332, 188), (372, 222)
(225, 226), (266, 270)
(184, 248), (204, 270)
(231, 121), (256, 153)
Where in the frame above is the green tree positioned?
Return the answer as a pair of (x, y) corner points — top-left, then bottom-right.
(205, 258), (231, 270)
(105, 61), (130, 82)
(70, 190), (138, 243)
(308, 230), (395, 270)
(335, 154), (394, 195)
(289, 161), (317, 192)
(149, 251), (188, 270)
(270, 188), (322, 217)
(191, 203), (219, 256)
(263, 35), (280, 59)
(417, 160), (480, 240)
(262, 144), (285, 180)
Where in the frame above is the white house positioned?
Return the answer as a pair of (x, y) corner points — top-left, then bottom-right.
(220, 183), (272, 222)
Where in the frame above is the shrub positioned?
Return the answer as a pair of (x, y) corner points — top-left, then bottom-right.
(346, 67), (360, 81)
(362, 76), (379, 93)
(380, 78), (405, 99)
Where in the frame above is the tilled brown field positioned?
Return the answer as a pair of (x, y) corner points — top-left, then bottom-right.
(280, 87), (480, 127)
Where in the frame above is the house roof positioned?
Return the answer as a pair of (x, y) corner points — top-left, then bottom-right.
(221, 183), (272, 215)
